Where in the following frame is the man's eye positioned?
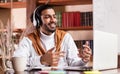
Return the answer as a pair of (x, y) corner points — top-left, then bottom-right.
(44, 15), (57, 19)
(53, 15), (57, 18)
(44, 16), (50, 18)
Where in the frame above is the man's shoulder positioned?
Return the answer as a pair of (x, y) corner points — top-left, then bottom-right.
(56, 29), (72, 38)
(56, 29), (66, 34)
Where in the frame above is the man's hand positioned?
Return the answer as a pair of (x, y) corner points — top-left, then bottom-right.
(40, 47), (65, 66)
(78, 41), (92, 63)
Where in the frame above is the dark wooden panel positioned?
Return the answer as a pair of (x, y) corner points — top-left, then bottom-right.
(37, 0), (92, 5)
(118, 54), (120, 68)
(0, 2), (26, 8)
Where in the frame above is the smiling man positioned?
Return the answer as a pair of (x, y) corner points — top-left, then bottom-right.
(13, 4), (92, 68)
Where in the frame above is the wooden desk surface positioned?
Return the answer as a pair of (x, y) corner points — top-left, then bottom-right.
(100, 68), (120, 74)
(65, 68), (120, 74)
(5, 68), (120, 74)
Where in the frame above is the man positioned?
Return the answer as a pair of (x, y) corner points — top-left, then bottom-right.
(13, 4), (92, 68)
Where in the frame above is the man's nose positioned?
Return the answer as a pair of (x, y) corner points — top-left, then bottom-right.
(50, 17), (56, 22)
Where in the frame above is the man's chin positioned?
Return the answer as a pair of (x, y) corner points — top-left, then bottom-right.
(49, 28), (56, 33)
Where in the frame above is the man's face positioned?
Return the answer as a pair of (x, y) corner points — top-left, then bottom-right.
(41, 8), (57, 34)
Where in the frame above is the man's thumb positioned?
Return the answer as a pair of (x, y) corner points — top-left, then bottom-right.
(48, 47), (55, 52)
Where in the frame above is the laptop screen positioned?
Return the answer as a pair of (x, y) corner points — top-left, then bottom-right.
(93, 30), (118, 70)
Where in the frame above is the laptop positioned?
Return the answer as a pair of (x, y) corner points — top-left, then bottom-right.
(64, 30), (118, 71)
(93, 30), (118, 70)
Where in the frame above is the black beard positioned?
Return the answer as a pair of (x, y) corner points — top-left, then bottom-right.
(48, 29), (56, 33)
(46, 22), (57, 33)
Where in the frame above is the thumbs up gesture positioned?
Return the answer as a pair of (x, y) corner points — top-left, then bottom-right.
(40, 47), (65, 66)
(78, 41), (92, 63)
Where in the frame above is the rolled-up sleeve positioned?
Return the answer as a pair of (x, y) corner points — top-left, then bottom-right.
(62, 33), (87, 66)
(13, 37), (45, 67)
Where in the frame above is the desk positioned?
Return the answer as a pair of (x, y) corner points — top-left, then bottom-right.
(5, 68), (120, 74)
(100, 68), (120, 74)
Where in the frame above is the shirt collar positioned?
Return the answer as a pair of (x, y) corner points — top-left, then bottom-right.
(40, 31), (55, 40)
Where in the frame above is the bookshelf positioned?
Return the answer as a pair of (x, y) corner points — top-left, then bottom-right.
(0, 2), (26, 8)
(36, 0), (93, 47)
(0, 1), (26, 70)
(37, 0), (93, 30)
(0, 1), (26, 48)
(38, 0), (92, 5)
(58, 26), (93, 31)
(0, 1), (26, 32)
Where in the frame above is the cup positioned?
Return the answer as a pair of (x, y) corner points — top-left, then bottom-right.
(12, 57), (27, 72)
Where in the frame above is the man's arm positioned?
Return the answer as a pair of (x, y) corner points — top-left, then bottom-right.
(62, 33), (90, 66)
(13, 37), (44, 67)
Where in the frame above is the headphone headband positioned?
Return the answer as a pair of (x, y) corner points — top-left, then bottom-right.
(33, 6), (40, 27)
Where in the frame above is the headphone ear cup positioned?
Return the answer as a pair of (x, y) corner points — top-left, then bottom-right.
(35, 14), (41, 28)
(36, 16), (40, 25)
(33, 15), (37, 26)
(33, 12), (40, 27)
(32, 5), (42, 28)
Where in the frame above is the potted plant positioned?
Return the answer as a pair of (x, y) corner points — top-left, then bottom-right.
(0, 19), (14, 73)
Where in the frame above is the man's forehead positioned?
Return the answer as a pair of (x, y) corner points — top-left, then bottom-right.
(41, 8), (55, 15)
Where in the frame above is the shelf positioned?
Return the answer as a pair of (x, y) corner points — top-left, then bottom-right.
(0, 2), (26, 8)
(0, 28), (25, 33)
(13, 28), (25, 33)
(37, 0), (92, 5)
(57, 26), (93, 31)
(0, 55), (10, 59)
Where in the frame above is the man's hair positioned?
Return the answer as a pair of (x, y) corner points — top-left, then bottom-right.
(30, 4), (54, 29)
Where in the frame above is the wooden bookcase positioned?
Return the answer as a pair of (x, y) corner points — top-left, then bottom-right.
(0, 1), (26, 70)
(0, 0), (93, 55)
(0, 1), (26, 31)
(38, 0), (92, 5)
(0, 1), (26, 49)
(37, 0), (93, 39)
(37, 0), (93, 30)
(0, 2), (26, 8)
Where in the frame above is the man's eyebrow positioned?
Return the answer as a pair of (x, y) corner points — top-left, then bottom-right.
(42, 14), (56, 16)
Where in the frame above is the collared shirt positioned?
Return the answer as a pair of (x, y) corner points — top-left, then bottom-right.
(13, 32), (86, 68)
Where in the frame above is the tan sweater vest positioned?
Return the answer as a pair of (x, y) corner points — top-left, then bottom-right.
(27, 29), (66, 55)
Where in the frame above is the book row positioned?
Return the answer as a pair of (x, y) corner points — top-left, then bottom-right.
(56, 11), (93, 28)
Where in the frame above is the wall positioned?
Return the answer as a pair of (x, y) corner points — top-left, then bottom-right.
(12, 8), (26, 29)
(68, 30), (93, 40)
(93, 0), (120, 53)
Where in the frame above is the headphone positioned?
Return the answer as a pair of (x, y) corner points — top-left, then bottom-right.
(31, 5), (54, 29)
(31, 6), (42, 29)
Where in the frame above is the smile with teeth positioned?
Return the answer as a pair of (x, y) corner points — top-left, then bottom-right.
(50, 23), (56, 28)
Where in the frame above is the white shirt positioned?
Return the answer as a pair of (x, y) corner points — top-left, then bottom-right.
(13, 32), (86, 68)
